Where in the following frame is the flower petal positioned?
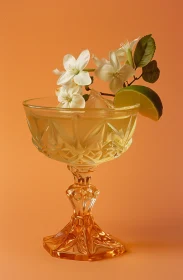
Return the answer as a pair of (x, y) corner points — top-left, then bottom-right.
(92, 55), (103, 67)
(76, 49), (90, 70)
(110, 51), (120, 71)
(120, 41), (130, 52)
(60, 101), (70, 108)
(55, 87), (65, 97)
(118, 64), (135, 82)
(67, 85), (82, 95)
(65, 79), (78, 88)
(53, 68), (63, 75)
(109, 77), (123, 93)
(92, 55), (109, 67)
(115, 48), (126, 62)
(72, 86), (83, 95)
(130, 37), (140, 50)
(57, 71), (75, 85)
(70, 94), (85, 108)
(74, 71), (91, 85)
(95, 64), (114, 81)
(101, 58), (110, 64)
(63, 54), (76, 71)
(57, 91), (68, 103)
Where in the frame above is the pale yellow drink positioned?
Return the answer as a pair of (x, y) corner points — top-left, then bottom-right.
(26, 109), (138, 166)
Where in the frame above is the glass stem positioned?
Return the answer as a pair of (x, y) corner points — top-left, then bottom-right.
(67, 165), (99, 216)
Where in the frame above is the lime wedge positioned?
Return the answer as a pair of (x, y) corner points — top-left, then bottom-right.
(114, 85), (163, 121)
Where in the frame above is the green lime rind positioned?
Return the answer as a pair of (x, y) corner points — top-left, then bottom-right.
(114, 85), (163, 121)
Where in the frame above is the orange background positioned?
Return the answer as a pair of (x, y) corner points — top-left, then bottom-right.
(1, 0), (183, 279)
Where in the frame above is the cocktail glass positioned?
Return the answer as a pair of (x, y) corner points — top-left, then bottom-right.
(23, 96), (139, 261)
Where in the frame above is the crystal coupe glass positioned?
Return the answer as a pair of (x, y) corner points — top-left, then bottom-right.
(23, 96), (139, 261)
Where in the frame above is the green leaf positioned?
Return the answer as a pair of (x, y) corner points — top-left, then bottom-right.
(142, 60), (160, 83)
(134, 34), (156, 68)
(83, 94), (90, 101)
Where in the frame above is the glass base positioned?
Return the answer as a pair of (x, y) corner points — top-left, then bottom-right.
(43, 214), (125, 261)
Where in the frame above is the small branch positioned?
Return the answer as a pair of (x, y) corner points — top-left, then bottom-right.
(83, 68), (95, 72)
(100, 92), (115, 97)
(85, 86), (115, 97)
(85, 85), (91, 91)
(128, 73), (142, 86)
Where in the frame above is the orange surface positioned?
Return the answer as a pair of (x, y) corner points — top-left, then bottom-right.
(1, 0), (183, 279)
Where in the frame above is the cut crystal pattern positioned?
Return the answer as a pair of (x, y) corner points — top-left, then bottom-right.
(43, 166), (125, 261)
(26, 111), (137, 166)
(23, 100), (139, 261)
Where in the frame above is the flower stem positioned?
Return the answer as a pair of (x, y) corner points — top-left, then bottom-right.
(83, 68), (95, 72)
(85, 86), (115, 97)
(128, 74), (143, 86)
(100, 92), (115, 97)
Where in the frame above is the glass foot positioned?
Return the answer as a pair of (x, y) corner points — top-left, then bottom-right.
(43, 214), (125, 261)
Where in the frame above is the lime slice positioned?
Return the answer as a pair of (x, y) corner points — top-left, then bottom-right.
(114, 85), (163, 121)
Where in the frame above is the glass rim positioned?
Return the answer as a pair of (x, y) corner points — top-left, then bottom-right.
(23, 96), (140, 112)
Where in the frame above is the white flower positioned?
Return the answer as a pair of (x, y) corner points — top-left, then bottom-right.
(56, 80), (82, 95)
(92, 55), (110, 67)
(115, 37), (140, 63)
(95, 51), (135, 93)
(56, 86), (85, 108)
(54, 49), (91, 86)
(120, 37), (140, 52)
